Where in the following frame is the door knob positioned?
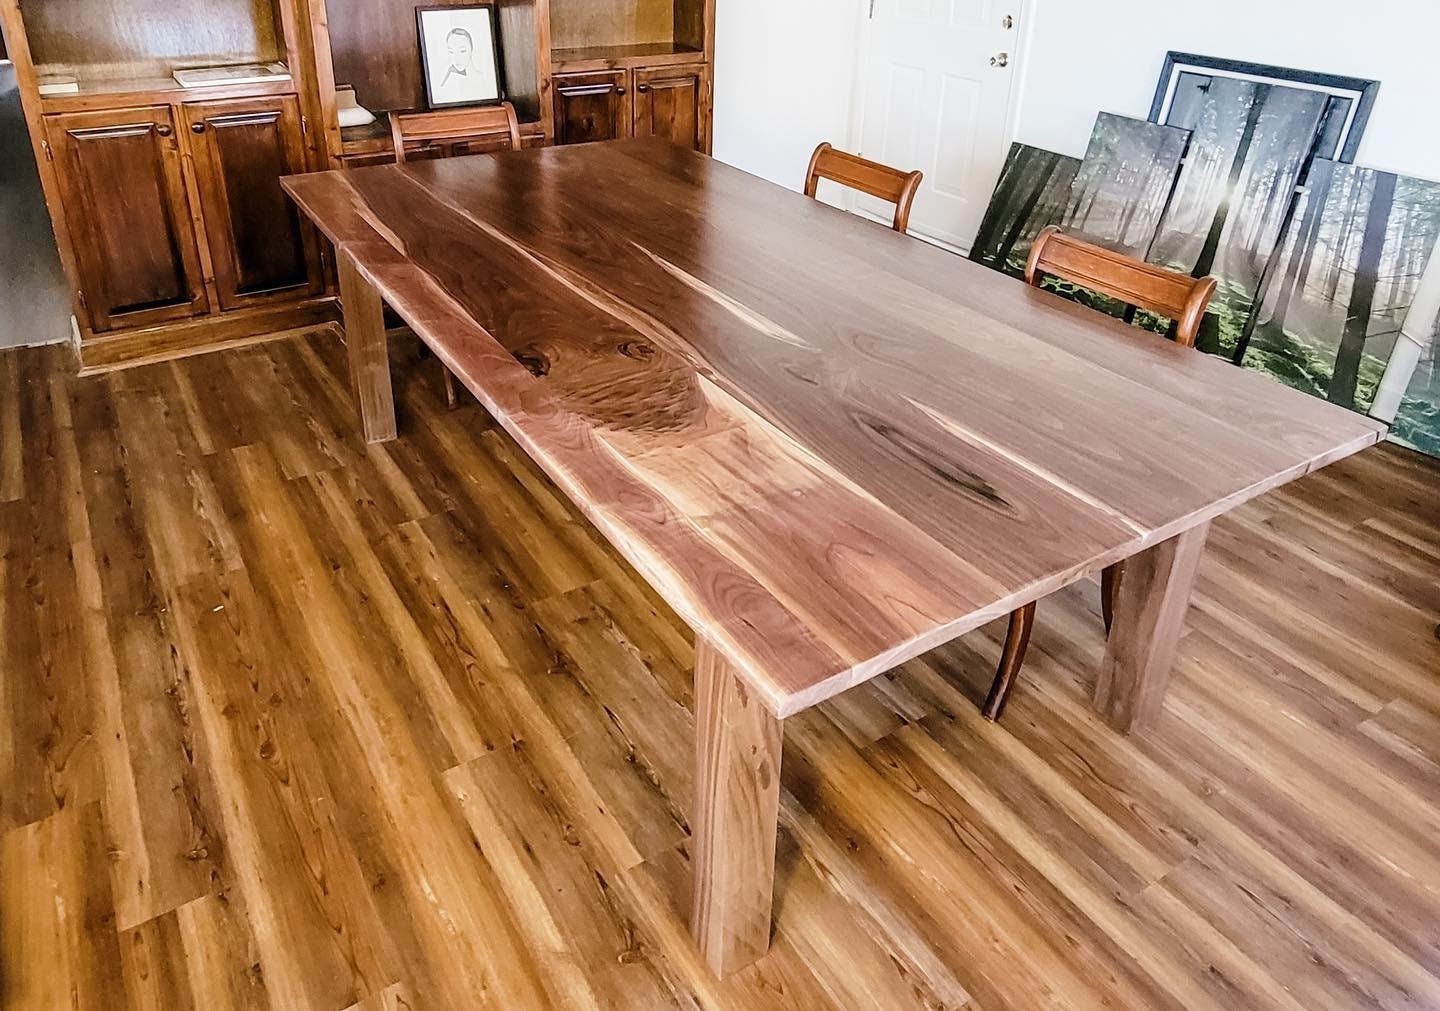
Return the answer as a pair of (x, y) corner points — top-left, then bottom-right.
(990, 52), (1010, 67)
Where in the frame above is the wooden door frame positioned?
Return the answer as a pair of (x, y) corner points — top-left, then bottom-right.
(844, 0), (1033, 254)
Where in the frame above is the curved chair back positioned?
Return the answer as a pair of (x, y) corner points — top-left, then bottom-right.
(804, 142), (923, 234)
(1025, 226), (1217, 347)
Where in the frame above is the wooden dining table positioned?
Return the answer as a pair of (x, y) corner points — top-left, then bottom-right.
(282, 138), (1385, 978)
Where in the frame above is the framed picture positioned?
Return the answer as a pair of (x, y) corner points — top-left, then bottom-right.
(1148, 52), (1378, 162)
(416, 4), (504, 109)
(1060, 113), (1191, 259)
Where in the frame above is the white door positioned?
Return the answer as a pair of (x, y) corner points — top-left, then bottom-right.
(855, 0), (1022, 250)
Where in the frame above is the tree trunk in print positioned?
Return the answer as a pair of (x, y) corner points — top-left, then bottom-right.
(1194, 86), (1269, 279)
(995, 152), (1060, 270)
(1327, 174), (1364, 301)
(971, 150), (1029, 263)
(1271, 161), (1336, 333)
(1248, 166), (1290, 273)
(1331, 171), (1397, 410)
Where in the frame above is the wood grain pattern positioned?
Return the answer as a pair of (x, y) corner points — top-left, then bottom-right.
(690, 637), (783, 977)
(1026, 226), (1217, 347)
(1095, 522), (1210, 732)
(44, 105), (209, 332)
(2, 338), (1439, 1007)
(389, 104), (523, 164)
(183, 95), (324, 310)
(337, 250), (395, 443)
(804, 141), (923, 233)
(283, 139), (1384, 721)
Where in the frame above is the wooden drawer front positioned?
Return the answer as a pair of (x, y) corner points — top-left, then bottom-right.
(553, 70), (630, 146)
(45, 106), (208, 332)
(184, 96), (323, 310)
(633, 64), (707, 151)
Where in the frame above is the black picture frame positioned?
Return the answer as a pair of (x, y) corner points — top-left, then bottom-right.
(1148, 52), (1379, 162)
(416, 3), (506, 110)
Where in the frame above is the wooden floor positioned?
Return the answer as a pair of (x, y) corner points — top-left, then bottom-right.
(2, 333), (1439, 1010)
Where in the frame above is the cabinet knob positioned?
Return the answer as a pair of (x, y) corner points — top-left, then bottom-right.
(616, 86), (626, 95)
(191, 123), (206, 133)
(156, 124), (173, 136)
(636, 84), (650, 93)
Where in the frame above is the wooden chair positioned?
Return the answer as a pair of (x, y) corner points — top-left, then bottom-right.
(390, 102), (522, 164)
(804, 142), (923, 234)
(390, 103), (522, 406)
(982, 226), (1217, 722)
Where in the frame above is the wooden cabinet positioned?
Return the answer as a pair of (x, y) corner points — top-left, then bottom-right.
(553, 71), (630, 145)
(183, 96), (323, 310)
(633, 64), (706, 151)
(553, 63), (708, 152)
(44, 106), (208, 332)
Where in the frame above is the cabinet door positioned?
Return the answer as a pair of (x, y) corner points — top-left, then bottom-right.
(633, 65), (707, 152)
(553, 71), (631, 146)
(183, 96), (323, 311)
(45, 107), (208, 332)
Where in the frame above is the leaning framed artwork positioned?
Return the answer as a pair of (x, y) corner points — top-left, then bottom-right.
(416, 4), (504, 109)
(1148, 52), (1379, 162)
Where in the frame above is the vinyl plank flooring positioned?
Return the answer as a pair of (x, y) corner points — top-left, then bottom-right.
(1, 333), (1438, 1009)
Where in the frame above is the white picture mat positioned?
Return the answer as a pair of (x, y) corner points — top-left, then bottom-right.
(419, 7), (500, 108)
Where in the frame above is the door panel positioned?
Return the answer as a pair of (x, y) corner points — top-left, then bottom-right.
(183, 96), (323, 310)
(553, 71), (630, 146)
(859, 0), (1020, 249)
(45, 106), (207, 331)
(633, 64), (706, 152)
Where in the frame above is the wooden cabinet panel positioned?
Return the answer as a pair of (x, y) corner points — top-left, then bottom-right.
(45, 106), (207, 332)
(183, 96), (323, 310)
(553, 70), (630, 146)
(632, 64), (706, 151)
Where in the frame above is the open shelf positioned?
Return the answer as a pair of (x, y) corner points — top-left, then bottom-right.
(324, 0), (547, 127)
(551, 41), (702, 71)
(24, 0), (287, 91)
(37, 72), (297, 111)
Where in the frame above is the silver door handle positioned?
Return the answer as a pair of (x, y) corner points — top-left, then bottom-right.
(990, 52), (1010, 68)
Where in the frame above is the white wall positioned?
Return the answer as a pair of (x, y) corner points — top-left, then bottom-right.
(713, 0), (1440, 190)
(711, 0), (864, 191)
(1014, 0), (1440, 178)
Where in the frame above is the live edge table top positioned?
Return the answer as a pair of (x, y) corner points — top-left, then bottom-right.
(283, 139), (1384, 719)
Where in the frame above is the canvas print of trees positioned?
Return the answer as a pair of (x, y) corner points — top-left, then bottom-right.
(1059, 113), (1190, 258)
(1242, 161), (1440, 437)
(970, 143), (1081, 277)
(1150, 75), (1328, 356)
(1394, 341), (1440, 457)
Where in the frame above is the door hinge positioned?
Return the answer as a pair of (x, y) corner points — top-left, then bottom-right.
(868, 0), (876, 18)
(301, 115), (309, 136)
(41, 139), (53, 161)
(76, 290), (87, 311)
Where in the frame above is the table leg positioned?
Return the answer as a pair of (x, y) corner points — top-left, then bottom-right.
(1094, 521), (1210, 733)
(337, 252), (397, 444)
(690, 638), (782, 977)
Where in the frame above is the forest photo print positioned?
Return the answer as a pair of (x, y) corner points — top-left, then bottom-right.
(968, 52), (1440, 459)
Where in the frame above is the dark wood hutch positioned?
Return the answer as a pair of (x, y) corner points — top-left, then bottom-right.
(0, 0), (714, 368)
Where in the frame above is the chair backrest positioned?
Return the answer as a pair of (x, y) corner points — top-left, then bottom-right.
(804, 142), (924, 234)
(1025, 226), (1217, 347)
(390, 103), (522, 164)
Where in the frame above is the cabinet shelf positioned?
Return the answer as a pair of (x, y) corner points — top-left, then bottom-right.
(38, 74), (298, 112)
(552, 42), (703, 72)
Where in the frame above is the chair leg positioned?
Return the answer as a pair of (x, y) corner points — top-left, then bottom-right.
(442, 364), (460, 410)
(1101, 563), (1123, 636)
(982, 602), (1036, 722)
